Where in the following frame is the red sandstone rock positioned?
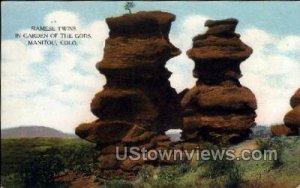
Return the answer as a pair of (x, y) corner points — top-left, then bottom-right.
(101, 143), (126, 155)
(290, 89), (300, 108)
(181, 85), (257, 111)
(98, 38), (180, 70)
(122, 125), (155, 143)
(91, 88), (158, 122)
(76, 120), (133, 144)
(188, 18), (252, 62)
(75, 11), (183, 171)
(187, 39), (252, 61)
(181, 18), (257, 144)
(183, 113), (256, 131)
(97, 154), (119, 170)
(120, 158), (145, 171)
(284, 106), (300, 129)
(106, 11), (176, 38)
(284, 88), (300, 134)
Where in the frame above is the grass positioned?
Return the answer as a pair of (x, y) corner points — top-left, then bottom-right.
(1, 136), (300, 188)
(240, 136), (300, 187)
(1, 138), (95, 175)
(1, 138), (97, 187)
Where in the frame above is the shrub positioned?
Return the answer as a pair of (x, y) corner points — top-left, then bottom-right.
(1, 138), (97, 187)
(19, 153), (65, 187)
(203, 158), (235, 178)
(225, 165), (243, 188)
(146, 166), (181, 188)
(256, 138), (272, 153)
(139, 163), (192, 188)
(45, 144), (98, 175)
(271, 124), (292, 137)
(105, 180), (134, 188)
(197, 143), (244, 187)
(124, 2), (135, 14)
(176, 160), (192, 174)
(137, 165), (155, 181)
(199, 144), (235, 178)
(207, 181), (222, 188)
(157, 166), (178, 182)
(66, 145), (98, 174)
(256, 137), (284, 168)
(0, 173), (24, 187)
(271, 138), (284, 168)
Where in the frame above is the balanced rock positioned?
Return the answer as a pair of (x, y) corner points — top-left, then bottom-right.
(181, 18), (257, 144)
(75, 11), (183, 171)
(284, 89), (300, 134)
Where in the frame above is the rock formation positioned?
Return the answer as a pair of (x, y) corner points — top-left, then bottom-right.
(75, 11), (183, 172)
(284, 89), (300, 134)
(181, 18), (257, 144)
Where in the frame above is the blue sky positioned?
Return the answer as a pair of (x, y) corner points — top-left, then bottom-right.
(2, 2), (300, 39)
(1, 1), (300, 133)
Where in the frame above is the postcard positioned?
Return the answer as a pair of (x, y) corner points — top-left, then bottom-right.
(1, 1), (300, 187)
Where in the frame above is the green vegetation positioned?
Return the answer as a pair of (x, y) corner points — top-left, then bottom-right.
(98, 137), (300, 188)
(19, 153), (64, 187)
(1, 138), (97, 187)
(1, 137), (300, 187)
(256, 137), (287, 168)
(124, 2), (135, 14)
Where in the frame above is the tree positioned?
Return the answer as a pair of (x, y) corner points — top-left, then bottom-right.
(124, 2), (135, 14)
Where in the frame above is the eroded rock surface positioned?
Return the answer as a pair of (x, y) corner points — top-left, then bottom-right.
(284, 89), (300, 134)
(181, 18), (257, 144)
(75, 11), (183, 171)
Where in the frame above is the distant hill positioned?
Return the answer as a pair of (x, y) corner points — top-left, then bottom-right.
(1, 126), (76, 138)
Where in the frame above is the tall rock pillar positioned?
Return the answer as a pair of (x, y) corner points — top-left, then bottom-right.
(75, 11), (182, 171)
(181, 18), (257, 144)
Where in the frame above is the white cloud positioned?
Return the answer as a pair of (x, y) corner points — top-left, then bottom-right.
(240, 27), (300, 126)
(1, 95), (96, 133)
(2, 12), (300, 133)
(169, 18), (300, 127)
(45, 11), (80, 27)
(79, 20), (109, 55)
(1, 10), (107, 133)
(182, 15), (209, 33)
(171, 15), (210, 52)
(2, 40), (47, 64)
(241, 28), (274, 52)
(168, 15), (211, 92)
(1, 40), (48, 97)
(277, 35), (300, 51)
(48, 48), (105, 91)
